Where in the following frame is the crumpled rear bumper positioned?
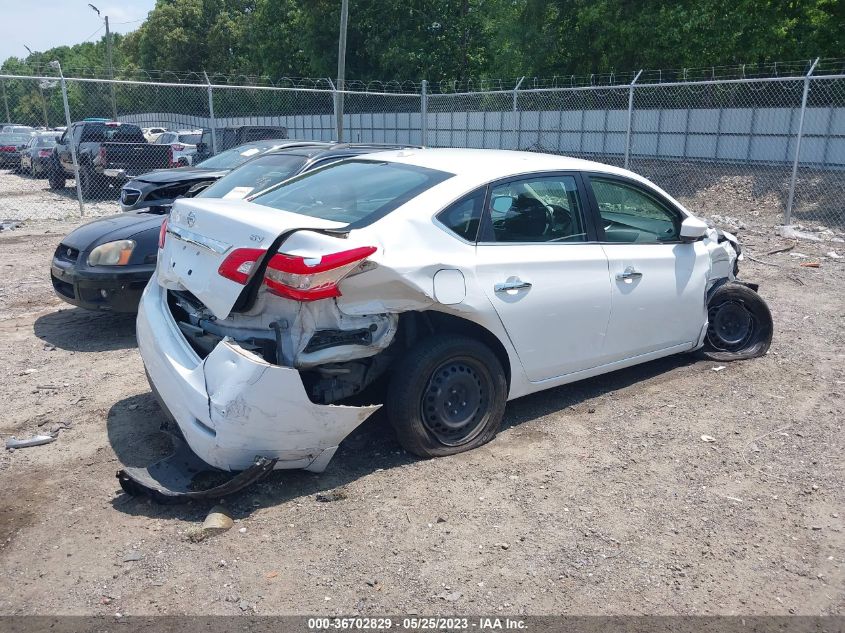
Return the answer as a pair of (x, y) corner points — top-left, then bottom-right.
(136, 281), (380, 472)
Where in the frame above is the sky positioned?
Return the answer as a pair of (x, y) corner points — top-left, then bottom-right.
(0, 0), (156, 65)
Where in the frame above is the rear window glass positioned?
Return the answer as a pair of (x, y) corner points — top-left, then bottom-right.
(81, 123), (145, 143)
(198, 154), (308, 200)
(0, 134), (31, 144)
(178, 133), (201, 144)
(195, 142), (279, 169)
(251, 160), (452, 225)
(35, 135), (57, 147)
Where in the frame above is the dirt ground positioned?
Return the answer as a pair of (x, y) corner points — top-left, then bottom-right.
(0, 167), (843, 617)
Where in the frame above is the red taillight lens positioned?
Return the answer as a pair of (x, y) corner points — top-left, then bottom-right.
(38, 149), (52, 158)
(218, 248), (267, 285)
(98, 146), (107, 162)
(0, 146), (15, 152)
(263, 246), (377, 301)
(172, 143), (185, 152)
(158, 217), (168, 249)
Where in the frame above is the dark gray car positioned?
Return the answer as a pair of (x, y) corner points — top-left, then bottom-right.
(20, 132), (59, 177)
(118, 139), (322, 213)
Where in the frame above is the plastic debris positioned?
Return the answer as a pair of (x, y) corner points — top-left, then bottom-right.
(6, 435), (56, 449)
(701, 435), (716, 443)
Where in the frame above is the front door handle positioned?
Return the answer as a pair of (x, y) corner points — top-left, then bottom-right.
(615, 266), (643, 282)
(495, 278), (532, 293)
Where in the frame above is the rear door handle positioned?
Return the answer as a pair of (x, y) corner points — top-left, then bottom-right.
(495, 278), (532, 293)
(615, 266), (643, 282)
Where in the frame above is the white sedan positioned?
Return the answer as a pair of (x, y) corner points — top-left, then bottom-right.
(135, 148), (772, 476)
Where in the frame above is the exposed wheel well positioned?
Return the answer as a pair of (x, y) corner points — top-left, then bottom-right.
(402, 311), (512, 390)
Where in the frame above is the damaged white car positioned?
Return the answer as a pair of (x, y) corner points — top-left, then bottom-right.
(124, 148), (772, 497)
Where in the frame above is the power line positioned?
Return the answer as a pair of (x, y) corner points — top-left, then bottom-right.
(82, 24), (105, 43)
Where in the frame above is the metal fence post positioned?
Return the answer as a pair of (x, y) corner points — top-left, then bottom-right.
(203, 71), (218, 155)
(1, 79), (10, 122)
(624, 69), (643, 169)
(785, 58), (819, 225)
(57, 74), (85, 217)
(420, 79), (428, 146)
(512, 76), (525, 150)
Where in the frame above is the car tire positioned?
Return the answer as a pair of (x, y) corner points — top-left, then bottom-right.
(48, 168), (65, 189)
(701, 282), (773, 361)
(385, 334), (507, 458)
(79, 166), (94, 199)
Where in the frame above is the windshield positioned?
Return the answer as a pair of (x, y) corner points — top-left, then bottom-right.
(195, 142), (279, 169)
(198, 154), (308, 200)
(251, 160), (452, 225)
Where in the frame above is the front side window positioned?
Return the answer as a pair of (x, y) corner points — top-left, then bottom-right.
(484, 175), (587, 243)
(437, 189), (484, 242)
(251, 160), (452, 226)
(590, 177), (680, 243)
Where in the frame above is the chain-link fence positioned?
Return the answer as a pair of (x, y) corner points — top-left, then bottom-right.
(0, 66), (843, 228)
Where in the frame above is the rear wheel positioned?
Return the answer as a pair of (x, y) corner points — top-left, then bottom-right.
(701, 282), (773, 361)
(386, 335), (507, 458)
(79, 166), (94, 198)
(48, 167), (65, 190)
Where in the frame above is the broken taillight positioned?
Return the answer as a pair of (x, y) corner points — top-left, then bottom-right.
(263, 246), (377, 301)
(217, 248), (267, 285)
(158, 217), (168, 249)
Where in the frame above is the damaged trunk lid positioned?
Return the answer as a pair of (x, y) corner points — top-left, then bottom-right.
(158, 197), (345, 318)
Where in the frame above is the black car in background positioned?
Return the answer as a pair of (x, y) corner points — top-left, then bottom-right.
(193, 125), (288, 163)
(51, 143), (414, 312)
(118, 140), (317, 213)
(20, 132), (59, 177)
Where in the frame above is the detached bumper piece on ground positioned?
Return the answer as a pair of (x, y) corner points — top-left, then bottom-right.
(116, 434), (277, 503)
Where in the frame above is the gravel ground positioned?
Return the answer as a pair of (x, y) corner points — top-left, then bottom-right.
(0, 167), (121, 221)
(0, 166), (843, 617)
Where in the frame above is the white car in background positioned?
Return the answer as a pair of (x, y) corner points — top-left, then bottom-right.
(133, 148), (772, 480)
(142, 127), (168, 143)
(156, 129), (203, 166)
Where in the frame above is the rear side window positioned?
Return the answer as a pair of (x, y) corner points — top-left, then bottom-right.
(252, 160), (452, 226)
(485, 175), (587, 243)
(437, 190), (484, 242)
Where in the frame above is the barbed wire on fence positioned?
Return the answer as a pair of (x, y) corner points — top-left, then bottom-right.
(5, 57), (845, 93)
(0, 61), (843, 231)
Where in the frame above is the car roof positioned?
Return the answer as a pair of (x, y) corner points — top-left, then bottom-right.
(359, 147), (655, 187)
(235, 140), (329, 152)
(263, 142), (417, 160)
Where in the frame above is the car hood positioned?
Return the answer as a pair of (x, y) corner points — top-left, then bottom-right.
(131, 167), (229, 185)
(60, 212), (165, 251)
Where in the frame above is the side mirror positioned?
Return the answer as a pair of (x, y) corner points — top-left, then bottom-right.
(680, 216), (708, 242)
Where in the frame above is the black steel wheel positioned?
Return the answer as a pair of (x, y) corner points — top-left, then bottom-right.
(386, 334), (507, 458)
(702, 282), (772, 361)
